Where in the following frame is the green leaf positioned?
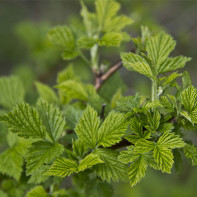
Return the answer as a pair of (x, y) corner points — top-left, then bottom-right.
(93, 148), (127, 182)
(146, 111), (161, 132)
(28, 166), (49, 184)
(95, 0), (120, 31)
(99, 32), (122, 46)
(134, 139), (155, 154)
(160, 95), (176, 111)
(72, 139), (88, 158)
(184, 144), (197, 166)
(75, 105), (100, 148)
(95, 0), (132, 32)
(77, 37), (97, 49)
(80, 1), (96, 36)
(181, 85), (197, 112)
(48, 26), (78, 60)
(37, 99), (66, 142)
(0, 102), (46, 139)
(182, 71), (192, 89)
(78, 153), (104, 172)
(98, 111), (128, 147)
(153, 145), (173, 173)
(0, 190), (7, 197)
(157, 132), (186, 149)
(57, 65), (75, 84)
(85, 179), (113, 197)
(118, 146), (138, 164)
(0, 76), (25, 109)
(46, 157), (78, 177)
(26, 141), (64, 175)
(56, 80), (88, 102)
(161, 72), (182, 88)
(0, 148), (23, 181)
(26, 186), (48, 197)
(158, 56), (191, 74)
(146, 32), (176, 70)
(110, 88), (122, 108)
(35, 82), (58, 104)
(121, 52), (153, 78)
(128, 155), (147, 187)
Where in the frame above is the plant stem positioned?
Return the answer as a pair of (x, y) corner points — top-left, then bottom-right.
(91, 44), (99, 72)
(151, 79), (157, 101)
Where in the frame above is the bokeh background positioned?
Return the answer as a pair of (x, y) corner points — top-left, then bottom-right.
(0, 0), (197, 196)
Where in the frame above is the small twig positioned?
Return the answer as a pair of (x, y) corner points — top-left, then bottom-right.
(100, 104), (106, 120)
(95, 60), (122, 91)
(94, 48), (135, 91)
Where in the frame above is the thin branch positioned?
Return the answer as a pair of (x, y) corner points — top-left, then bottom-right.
(94, 48), (135, 91)
(95, 60), (122, 91)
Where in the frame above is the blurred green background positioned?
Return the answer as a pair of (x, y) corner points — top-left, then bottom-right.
(0, 0), (197, 196)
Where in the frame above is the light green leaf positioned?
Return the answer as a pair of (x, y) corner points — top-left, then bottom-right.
(98, 111), (128, 147)
(162, 72), (182, 88)
(146, 32), (176, 70)
(0, 76), (25, 109)
(134, 139), (155, 154)
(146, 111), (161, 132)
(48, 26), (78, 60)
(157, 132), (186, 149)
(0, 102), (46, 139)
(75, 105), (100, 148)
(80, 1), (96, 36)
(26, 141), (64, 175)
(35, 82), (58, 104)
(181, 85), (197, 112)
(111, 88), (122, 109)
(180, 111), (192, 123)
(96, 0), (120, 31)
(56, 80), (88, 102)
(78, 153), (104, 172)
(118, 146), (138, 164)
(57, 65), (75, 84)
(46, 157), (78, 177)
(0, 190), (7, 197)
(77, 37), (97, 49)
(26, 186), (48, 197)
(160, 95), (176, 111)
(93, 148), (127, 182)
(121, 52), (153, 78)
(28, 166), (49, 184)
(128, 155), (147, 187)
(158, 56), (191, 74)
(153, 145), (173, 173)
(142, 100), (162, 110)
(37, 99), (66, 142)
(0, 148), (23, 181)
(99, 32), (122, 46)
(184, 144), (197, 166)
(182, 71), (192, 89)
